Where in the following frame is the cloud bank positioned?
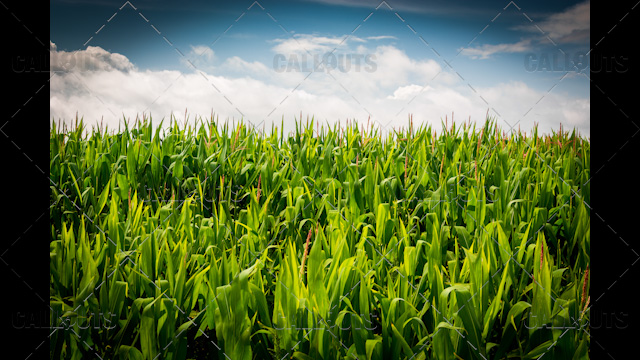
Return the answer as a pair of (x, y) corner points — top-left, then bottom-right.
(50, 36), (589, 136)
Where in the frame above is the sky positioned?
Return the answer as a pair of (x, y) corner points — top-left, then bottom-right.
(50, 0), (590, 135)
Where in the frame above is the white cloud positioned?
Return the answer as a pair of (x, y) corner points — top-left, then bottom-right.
(190, 45), (215, 62)
(178, 45), (217, 73)
(460, 39), (532, 60)
(327, 45), (453, 94)
(221, 56), (270, 74)
(387, 84), (425, 100)
(272, 34), (347, 55)
(473, 81), (590, 134)
(50, 38), (589, 136)
(561, 98), (590, 128)
(366, 36), (397, 41)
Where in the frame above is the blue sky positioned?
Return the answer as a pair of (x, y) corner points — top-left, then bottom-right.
(50, 0), (590, 135)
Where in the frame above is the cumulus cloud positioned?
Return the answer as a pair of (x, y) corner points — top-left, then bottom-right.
(190, 45), (215, 62)
(50, 36), (589, 136)
(50, 41), (135, 73)
(326, 45), (453, 95)
(178, 45), (217, 73)
(387, 84), (425, 100)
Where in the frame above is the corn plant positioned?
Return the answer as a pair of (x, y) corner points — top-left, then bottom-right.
(50, 115), (589, 359)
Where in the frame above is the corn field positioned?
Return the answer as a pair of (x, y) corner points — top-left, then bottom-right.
(50, 116), (590, 360)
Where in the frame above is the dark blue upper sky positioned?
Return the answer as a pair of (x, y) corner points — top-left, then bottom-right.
(51, 0), (589, 73)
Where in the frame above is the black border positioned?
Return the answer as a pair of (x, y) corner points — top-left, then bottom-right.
(591, 0), (640, 358)
(1, 0), (50, 358)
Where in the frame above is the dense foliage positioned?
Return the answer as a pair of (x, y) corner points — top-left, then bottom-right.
(50, 116), (590, 359)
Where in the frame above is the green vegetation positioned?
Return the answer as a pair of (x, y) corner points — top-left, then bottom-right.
(50, 116), (590, 359)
